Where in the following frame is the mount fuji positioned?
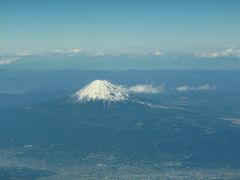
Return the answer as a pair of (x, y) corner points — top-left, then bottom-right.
(72, 80), (129, 103)
(70, 80), (166, 110)
(27, 80), (170, 129)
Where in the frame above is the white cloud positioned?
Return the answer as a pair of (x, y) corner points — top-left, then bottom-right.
(68, 48), (81, 53)
(176, 84), (215, 92)
(220, 117), (240, 125)
(133, 49), (164, 57)
(176, 85), (191, 92)
(195, 48), (240, 58)
(52, 49), (63, 53)
(17, 50), (32, 56)
(51, 48), (81, 56)
(153, 49), (164, 56)
(85, 50), (120, 57)
(195, 84), (215, 91)
(85, 49), (165, 57)
(10, 48), (164, 58)
(0, 59), (13, 65)
(0, 57), (18, 65)
(87, 51), (108, 57)
(126, 84), (165, 94)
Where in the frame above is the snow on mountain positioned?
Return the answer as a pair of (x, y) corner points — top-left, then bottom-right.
(73, 80), (129, 103)
(71, 80), (175, 110)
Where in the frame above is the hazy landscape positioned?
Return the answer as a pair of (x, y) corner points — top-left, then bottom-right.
(0, 70), (240, 179)
(1, 0), (240, 179)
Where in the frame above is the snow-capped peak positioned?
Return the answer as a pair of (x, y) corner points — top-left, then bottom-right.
(73, 80), (129, 102)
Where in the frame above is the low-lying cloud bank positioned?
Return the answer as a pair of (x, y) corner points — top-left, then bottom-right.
(54, 48), (164, 57)
(0, 57), (18, 65)
(1, 48), (164, 59)
(52, 48), (81, 56)
(195, 48), (240, 58)
(176, 84), (215, 92)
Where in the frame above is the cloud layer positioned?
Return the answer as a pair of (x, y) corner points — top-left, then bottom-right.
(195, 48), (240, 58)
(17, 50), (32, 56)
(0, 58), (18, 65)
(84, 49), (164, 57)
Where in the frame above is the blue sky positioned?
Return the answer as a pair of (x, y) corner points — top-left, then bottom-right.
(1, 0), (240, 52)
(1, 0), (240, 69)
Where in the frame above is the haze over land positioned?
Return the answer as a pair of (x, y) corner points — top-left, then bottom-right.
(1, 0), (240, 179)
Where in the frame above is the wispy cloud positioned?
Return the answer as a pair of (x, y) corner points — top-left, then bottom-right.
(176, 84), (215, 92)
(0, 50), (33, 66)
(17, 50), (32, 56)
(68, 48), (81, 53)
(52, 49), (63, 53)
(87, 51), (109, 57)
(85, 49), (164, 57)
(153, 49), (164, 56)
(124, 84), (165, 94)
(51, 48), (81, 56)
(2, 48), (165, 59)
(220, 117), (240, 125)
(0, 57), (18, 65)
(194, 48), (240, 58)
(195, 84), (215, 91)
